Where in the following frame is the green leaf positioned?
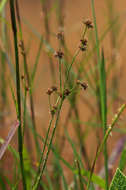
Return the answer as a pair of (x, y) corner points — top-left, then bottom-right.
(119, 148), (126, 172)
(109, 168), (126, 190)
(23, 147), (32, 189)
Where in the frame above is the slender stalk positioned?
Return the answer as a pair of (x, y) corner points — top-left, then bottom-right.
(22, 86), (27, 140)
(86, 103), (126, 190)
(64, 49), (80, 86)
(64, 25), (87, 87)
(33, 115), (54, 187)
(32, 99), (64, 190)
(9, 0), (26, 189)
(59, 58), (62, 92)
(91, 0), (108, 189)
(76, 160), (84, 190)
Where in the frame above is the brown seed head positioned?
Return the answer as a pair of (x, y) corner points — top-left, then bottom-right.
(81, 82), (88, 90)
(76, 80), (88, 90)
(50, 109), (55, 116)
(54, 50), (64, 59)
(50, 106), (57, 115)
(51, 86), (57, 92)
(80, 38), (88, 46)
(46, 88), (53, 95)
(79, 46), (87, 51)
(64, 89), (71, 96)
(52, 105), (57, 110)
(57, 31), (64, 40)
(84, 19), (93, 29)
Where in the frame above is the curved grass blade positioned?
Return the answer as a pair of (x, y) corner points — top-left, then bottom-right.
(0, 120), (19, 160)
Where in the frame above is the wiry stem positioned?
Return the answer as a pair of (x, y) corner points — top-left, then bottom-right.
(9, 0), (26, 189)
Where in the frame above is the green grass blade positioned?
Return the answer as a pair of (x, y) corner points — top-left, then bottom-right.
(91, 0), (108, 189)
(9, 0), (26, 189)
(119, 147), (126, 172)
(76, 160), (84, 190)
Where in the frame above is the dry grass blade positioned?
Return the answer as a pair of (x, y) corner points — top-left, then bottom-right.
(0, 120), (19, 160)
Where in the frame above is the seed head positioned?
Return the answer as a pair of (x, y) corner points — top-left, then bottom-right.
(79, 45), (87, 51)
(52, 105), (57, 110)
(79, 38), (88, 51)
(50, 106), (57, 116)
(57, 31), (64, 41)
(46, 88), (53, 95)
(80, 38), (88, 46)
(83, 19), (93, 29)
(76, 80), (88, 90)
(64, 89), (71, 97)
(54, 50), (64, 59)
(50, 109), (55, 116)
(81, 82), (88, 90)
(51, 86), (57, 92)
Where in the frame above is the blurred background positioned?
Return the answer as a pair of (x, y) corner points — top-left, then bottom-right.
(0, 0), (126, 189)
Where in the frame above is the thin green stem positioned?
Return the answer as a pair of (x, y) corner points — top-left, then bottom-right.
(22, 86), (27, 140)
(86, 103), (126, 190)
(33, 115), (54, 188)
(64, 49), (80, 88)
(48, 95), (52, 111)
(32, 99), (64, 190)
(9, 0), (26, 189)
(59, 58), (62, 92)
(91, 0), (108, 189)
(82, 26), (87, 39)
(64, 25), (87, 89)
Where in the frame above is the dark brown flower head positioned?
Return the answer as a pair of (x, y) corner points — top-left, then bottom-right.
(52, 105), (57, 110)
(54, 50), (64, 59)
(79, 46), (87, 51)
(83, 19), (93, 29)
(81, 82), (88, 90)
(79, 38), (88, 51)
(50, 106), (57, 115)
(46, 88), (53, 95)
(50, 109), (55, 116)
(57, 31), (64, 41)
(76, 80), (88, 90)
(64, 88), (71, 97)
(80, 38), (88, 46)
(51, 86), (57, 92)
